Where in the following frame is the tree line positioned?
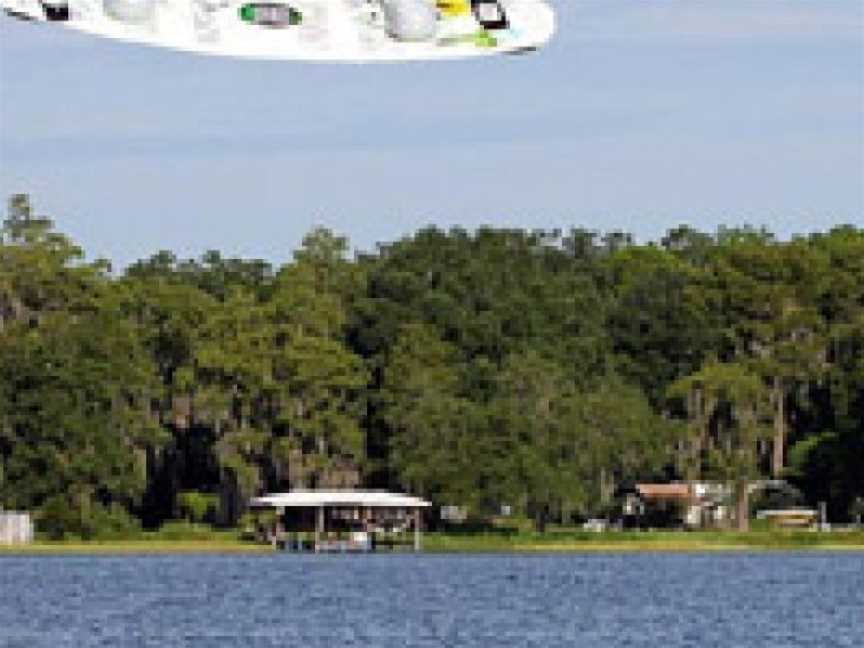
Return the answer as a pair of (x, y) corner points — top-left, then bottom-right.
(1, 194), (862, 536)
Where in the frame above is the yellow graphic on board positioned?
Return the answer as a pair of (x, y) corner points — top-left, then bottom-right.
(437, 0), (472, 18)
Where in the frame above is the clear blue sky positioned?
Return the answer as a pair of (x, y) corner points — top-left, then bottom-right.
(1, 1), (862, 266)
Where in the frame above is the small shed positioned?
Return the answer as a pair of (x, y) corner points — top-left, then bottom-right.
(249, 490), (432, 552)
(756, 509), (818, 529)
(0, 511), (34, 545)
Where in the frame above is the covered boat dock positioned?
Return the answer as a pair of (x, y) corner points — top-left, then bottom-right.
(249, 490), (432, 553)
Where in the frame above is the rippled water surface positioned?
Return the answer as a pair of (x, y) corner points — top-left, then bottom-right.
(1, 552), (861, 647)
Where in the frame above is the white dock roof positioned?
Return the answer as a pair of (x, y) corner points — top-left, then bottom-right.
(250, 490), (431, 509)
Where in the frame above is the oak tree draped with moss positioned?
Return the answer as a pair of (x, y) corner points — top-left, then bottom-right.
(1, 194), (862, 535)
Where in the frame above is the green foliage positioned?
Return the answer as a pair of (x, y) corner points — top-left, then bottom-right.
(2, 194), (863, 538)
(150, 521), (230, 541)
(39, 498), (141, 541)
(177, 491), (219, 524)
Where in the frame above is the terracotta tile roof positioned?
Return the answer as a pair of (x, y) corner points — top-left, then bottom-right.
(636, 483), (692, 501)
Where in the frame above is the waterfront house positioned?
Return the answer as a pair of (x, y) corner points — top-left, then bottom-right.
(629, 482), (731, 529)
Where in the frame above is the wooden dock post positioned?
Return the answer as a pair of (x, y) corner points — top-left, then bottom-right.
(315, 505), (324, 553)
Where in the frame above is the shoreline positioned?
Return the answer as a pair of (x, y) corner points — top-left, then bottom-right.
(488, 543), (864, 553)
(0, 541), (273, 555)
(422, 530), (864, 553)
(3, 531), (864, 555)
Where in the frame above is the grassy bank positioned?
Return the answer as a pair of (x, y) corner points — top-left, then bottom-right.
(423, 529), (864, 553)
(0, 522), (272, 554)
(0, 539), (272, 554)
(4, 528), (864, 555)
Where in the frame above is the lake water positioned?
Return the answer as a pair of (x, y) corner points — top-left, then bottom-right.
(0, 552), (861, 647)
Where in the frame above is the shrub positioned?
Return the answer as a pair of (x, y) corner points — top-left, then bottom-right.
(38, 495), (82, 540)
(151, 520), (230, 541)
(83, 504), (142, 540)
(37, 497), (141, 540)
(176, 491), (219, 524)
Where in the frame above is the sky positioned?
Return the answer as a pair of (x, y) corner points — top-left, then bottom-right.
(0, 0), (862, 267)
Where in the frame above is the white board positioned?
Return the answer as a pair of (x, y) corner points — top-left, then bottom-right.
(2, 0), (556, 61)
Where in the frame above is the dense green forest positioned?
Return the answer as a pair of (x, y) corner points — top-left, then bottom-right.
(1, 194), (862, 537)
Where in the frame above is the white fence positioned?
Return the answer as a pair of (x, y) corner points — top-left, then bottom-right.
(0, 511), (34, 545)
